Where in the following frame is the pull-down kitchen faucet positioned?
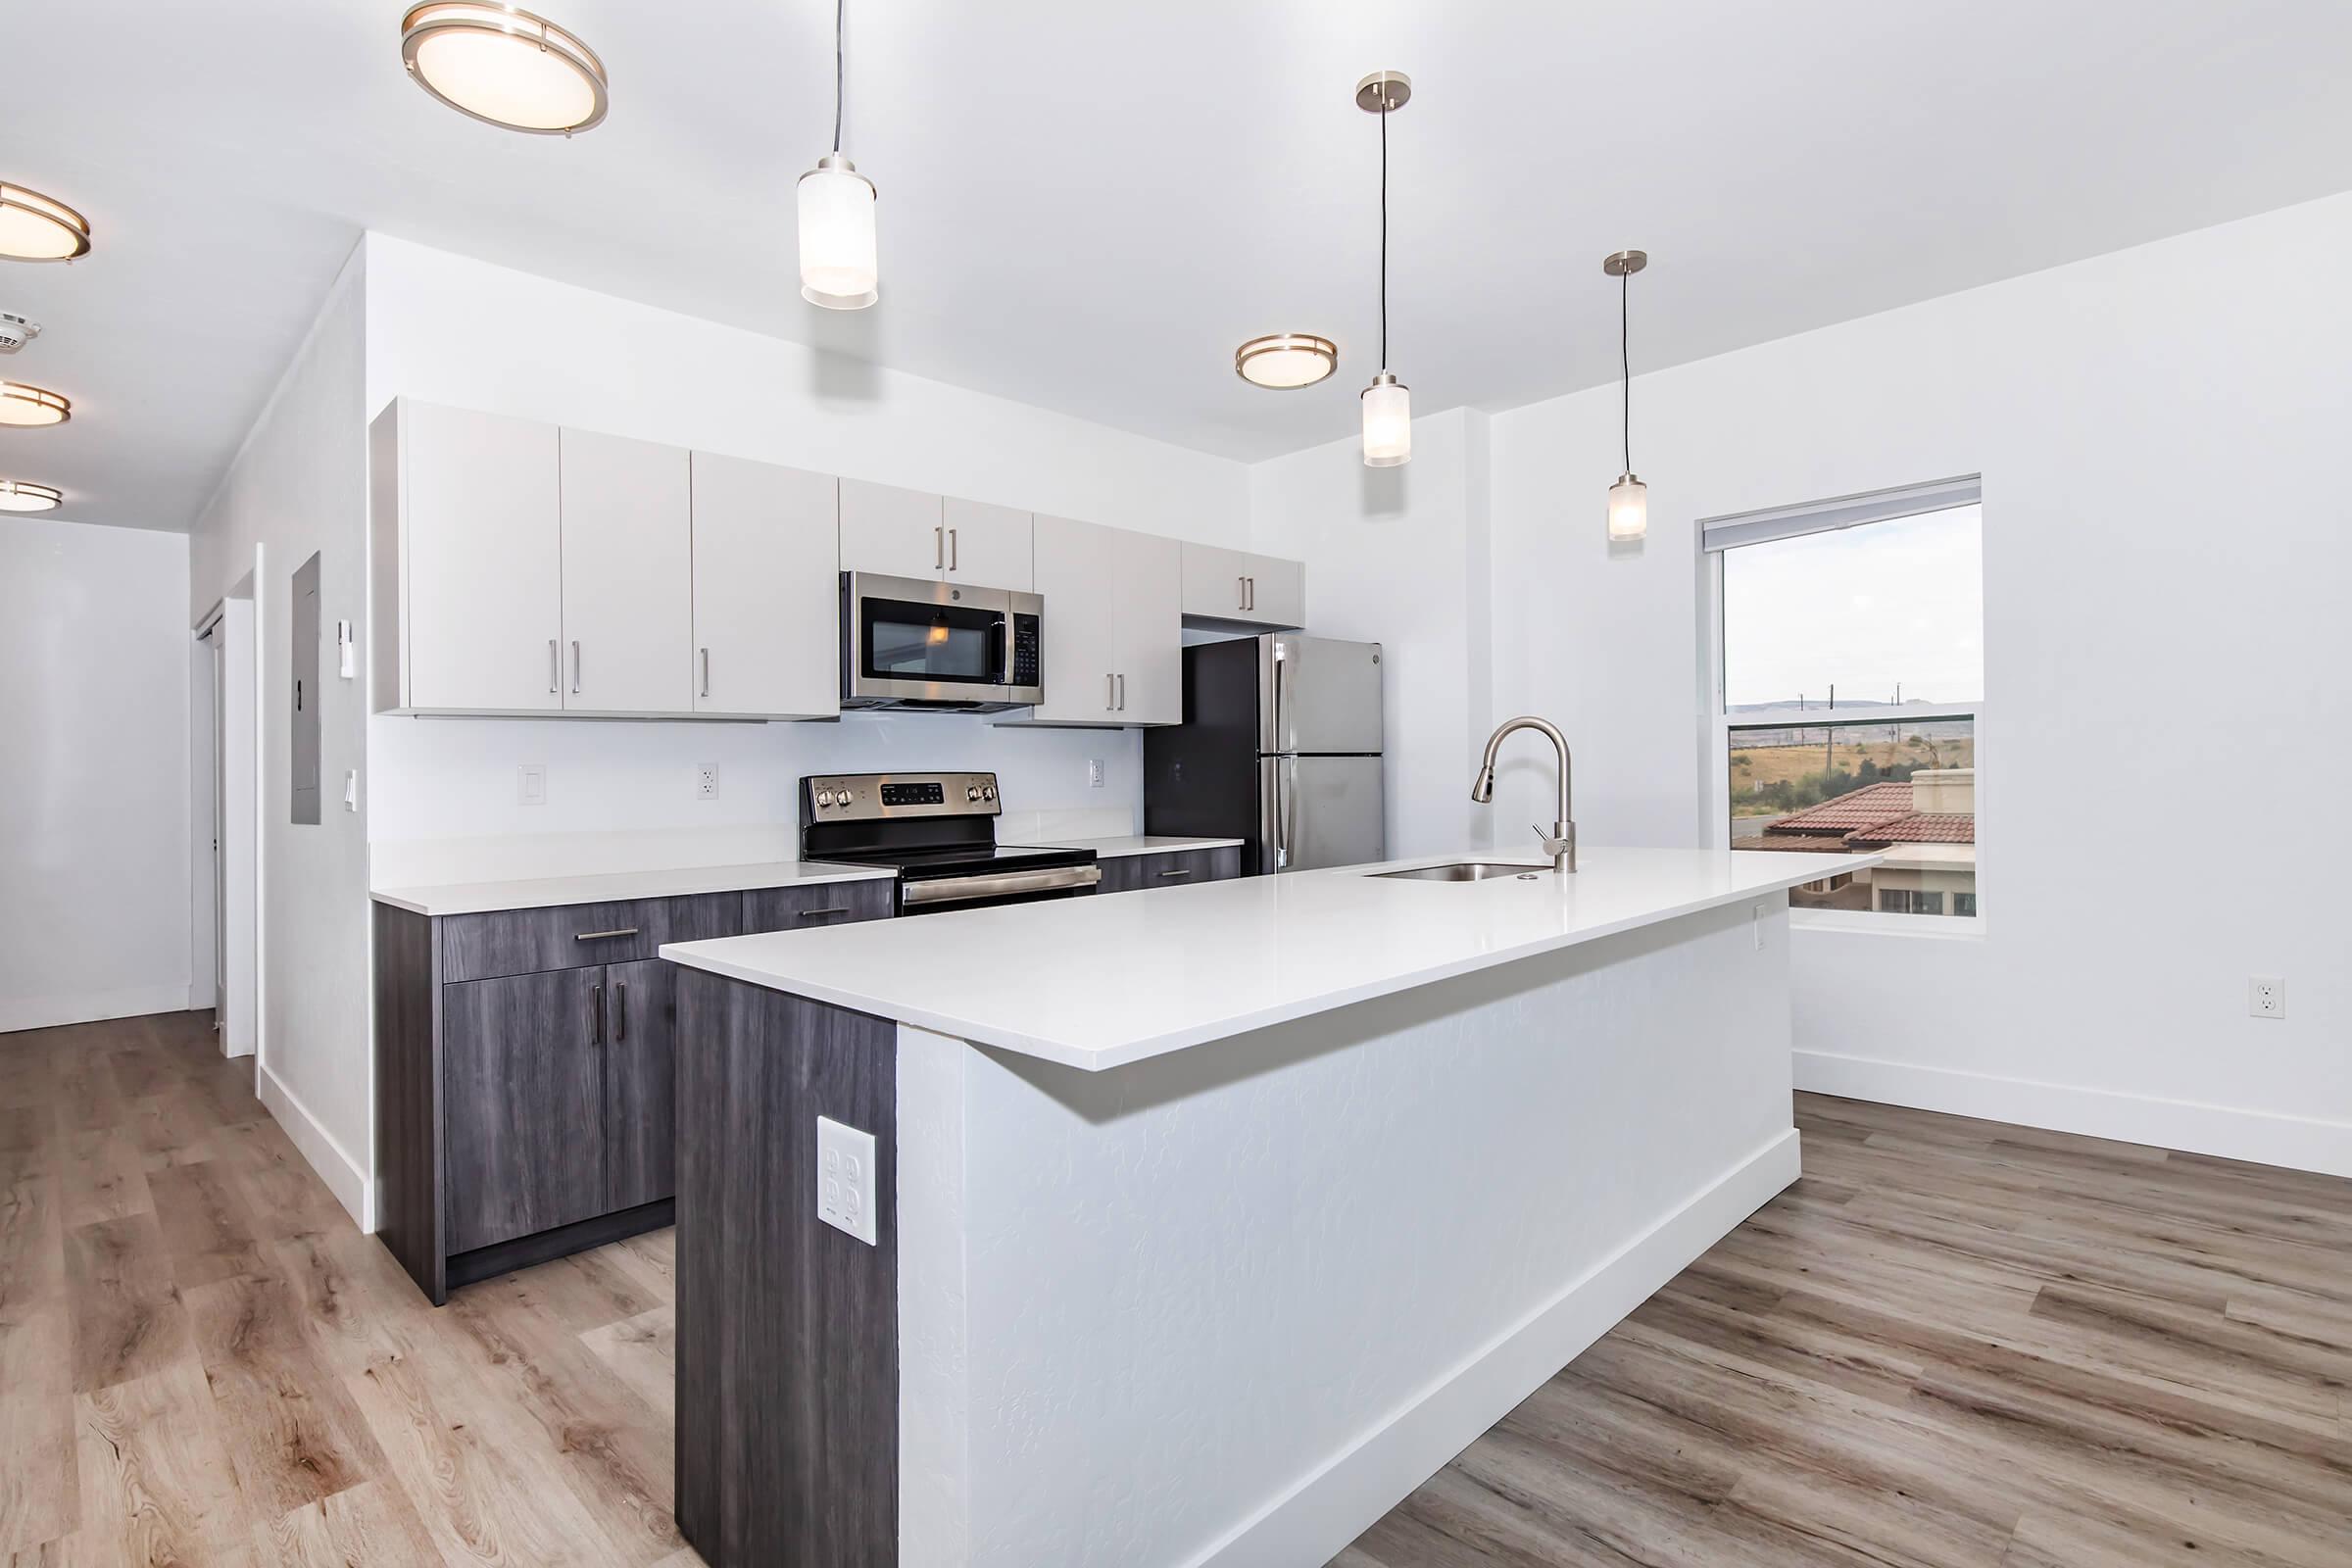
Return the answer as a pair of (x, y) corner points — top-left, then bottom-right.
(1471, 716), (1576, 872)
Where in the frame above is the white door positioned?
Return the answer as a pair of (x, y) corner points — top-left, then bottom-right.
(402, 403), (564, 711)
(1242, 554), (1305, 628)
(942, 497), (1033, 590)
(839, 478), (947, 580)
(1115, 530), (1183, 723)
(692, 453), (840, 717)
(1180, 543), (1304, 628)
(1027, 513), (1120, 723)
(559, 429), (694, 714)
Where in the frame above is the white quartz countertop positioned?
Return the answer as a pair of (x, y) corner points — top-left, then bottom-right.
(661, 846), (1877, 1072)
(372, 858), (894, 917)
(1008, 835), (1245, 859)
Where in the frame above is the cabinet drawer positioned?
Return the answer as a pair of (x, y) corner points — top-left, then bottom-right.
(1097, 846), (1242, 895)
(441, 892), (744, 982)
(743, 878), (895, 932)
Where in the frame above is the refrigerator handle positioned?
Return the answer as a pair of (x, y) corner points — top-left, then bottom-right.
(1278, 755), (1297, 870)
(1271, 642), (1290, 754)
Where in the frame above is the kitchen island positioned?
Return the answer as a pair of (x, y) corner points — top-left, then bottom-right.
(660, 845), (1871, 1568)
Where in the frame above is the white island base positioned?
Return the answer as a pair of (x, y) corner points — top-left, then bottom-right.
(663, 849), (1864, 1568)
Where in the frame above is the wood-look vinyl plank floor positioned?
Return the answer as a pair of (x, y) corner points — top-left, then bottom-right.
(5, 1012), (2347, 1566)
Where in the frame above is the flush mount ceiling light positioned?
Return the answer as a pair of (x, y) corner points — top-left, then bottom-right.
(1235, 333), (1338, 389)
(400, 3), (609, 135)
(0, 479), (63, 513)
(0, 182), (91, 262)
(1356, 71), (1411, 467)
(1603, 249), (1648, 542)
(0, 381), (69, 426)
(798, 0), (879, 309)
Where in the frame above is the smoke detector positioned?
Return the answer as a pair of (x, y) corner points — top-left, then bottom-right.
(0, 314), (39, 354)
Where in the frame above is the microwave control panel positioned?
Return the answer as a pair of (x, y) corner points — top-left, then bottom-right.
(1009, 613), (1042, 689)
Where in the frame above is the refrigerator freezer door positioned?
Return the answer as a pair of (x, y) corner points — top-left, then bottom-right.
(1257, 635), (1385, 757)
(1259, 754), (1386, 873)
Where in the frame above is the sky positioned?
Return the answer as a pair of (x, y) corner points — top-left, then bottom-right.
(1720, 505), (1983, 710)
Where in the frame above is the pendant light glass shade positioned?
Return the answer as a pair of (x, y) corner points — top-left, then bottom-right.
(0, 479), (63, 513)
(798, 154), (879, 310)
(0, 182), (91, 262)
(1607, 473), (1648, 541)
(1361, 374), (1411, 466)
(0, 382), (70, 426)
(400, 4), (608, 135)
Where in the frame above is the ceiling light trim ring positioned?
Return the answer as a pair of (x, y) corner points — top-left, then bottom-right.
(0, 382), (70, 425)
(399, 3), (610, 136)
(0, 479), (64, 512)
(0, 183), (93, 262)
(1235, 333), (1338, 389)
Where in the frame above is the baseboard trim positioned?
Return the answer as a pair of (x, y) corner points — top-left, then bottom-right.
(0, 983), (193, 1036)
(1794, 1050), (2352, 1179)
(256, 1060), (370, 1228)
(1185, 1127), (1802, 1568)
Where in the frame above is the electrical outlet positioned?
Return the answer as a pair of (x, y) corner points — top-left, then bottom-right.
(696, 764), (719, 800)
(2250, 976), (2284, 1018)
(518, 764), (547, 807)
(1088, 758), (1104, 789)
(815, 1115), (877, 1246)
(1753, 903), (1766, 951)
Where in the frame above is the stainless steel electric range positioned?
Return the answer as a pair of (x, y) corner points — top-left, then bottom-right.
(800, 770), (1101, 915)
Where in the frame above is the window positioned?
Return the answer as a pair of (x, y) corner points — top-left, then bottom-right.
(1708, 479), (1982, 923)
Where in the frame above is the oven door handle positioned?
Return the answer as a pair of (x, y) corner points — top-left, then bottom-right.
(901, 864), (1102, 907)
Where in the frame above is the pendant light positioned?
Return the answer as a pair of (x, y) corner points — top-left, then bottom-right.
(1356, 72), (1411, 467)
(798, 0), (878, 310)
(0, 479), (63, 513)
(1235, 333), (1337, 389)
(1603, 249), (1648, 542)
(0, 182), (91, 262)
(399, 5), (609, 135)
(0, 382), (70, 426)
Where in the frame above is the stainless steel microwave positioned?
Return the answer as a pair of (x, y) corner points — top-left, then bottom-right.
(841, 571), (1044, 711)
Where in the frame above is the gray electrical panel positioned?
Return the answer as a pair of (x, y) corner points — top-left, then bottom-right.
(291, 552), (321, 824)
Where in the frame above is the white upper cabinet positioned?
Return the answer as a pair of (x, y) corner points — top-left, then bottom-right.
(374, 400), (564, 714)
(691, 453), (840, 718)
(1181, 543), (1305, 628)
(558, 429), (695, 715)
(838, 478), (946, 581)
(1025, 514), (1179, 725)
(942, 497), (1033, 590)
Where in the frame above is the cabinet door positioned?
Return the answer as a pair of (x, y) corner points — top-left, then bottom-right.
(402, 403), (564, 711)
(942, 497), (1033, 590)
(558, 429), (694, 714)
(692, 453), (839, 717)
(443, 968), (608, 1252)
(1115, 529), (1184, 724)
(839, 479), (946, 580)
(1244, 555), (1305, 628)
(1026, 514), (1121, 724)
(1180, 543), (1253, 619)
(603, 958), (675, 1212)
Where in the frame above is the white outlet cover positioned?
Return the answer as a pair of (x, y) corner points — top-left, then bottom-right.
(518, 764), (547, 806)
(816, 1115), (877, 1246)
(2249, 976), (2285, 1018)
(1088, 758), (1104, 788)
(697, 764), (719, 799)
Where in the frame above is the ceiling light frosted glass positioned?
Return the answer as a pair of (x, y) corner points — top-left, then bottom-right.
(1235, 334), (1338, 389)
(799, 155), (879, 309)
(0, 479), (63, 513)
(400, 4), (609, 135)
(1361, 373), (1411, 466)
(1608, 474), (1648, 542)
(0, 183), (92, 262)
(0, 382), (70, 426)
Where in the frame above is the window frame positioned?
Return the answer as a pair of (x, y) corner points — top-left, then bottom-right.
(1699, 482), (1986, 939)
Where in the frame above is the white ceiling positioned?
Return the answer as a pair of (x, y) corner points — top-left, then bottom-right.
(9, 0), (2352, 533)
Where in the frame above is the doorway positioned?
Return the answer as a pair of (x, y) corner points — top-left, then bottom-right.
(195, 582), (258, 1057)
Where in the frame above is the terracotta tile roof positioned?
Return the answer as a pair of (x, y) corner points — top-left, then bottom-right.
(1759, 781), (1917, 836)
(1846, 813), (1976, 846)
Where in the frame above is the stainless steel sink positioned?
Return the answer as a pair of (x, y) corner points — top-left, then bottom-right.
(1372, 861), (1550, 882)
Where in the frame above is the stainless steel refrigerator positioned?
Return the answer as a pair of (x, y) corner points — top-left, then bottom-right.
(1144, 633), (1385, 874)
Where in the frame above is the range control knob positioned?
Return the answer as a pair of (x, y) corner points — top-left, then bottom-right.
(982, 785), (997, 802)
(815, 790), (835, 808)
(966, 785), (983, 802)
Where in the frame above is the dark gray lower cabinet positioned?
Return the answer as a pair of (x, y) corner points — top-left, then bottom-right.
(374, 878), (890, 1304)
(1094, 844), (1244, 895)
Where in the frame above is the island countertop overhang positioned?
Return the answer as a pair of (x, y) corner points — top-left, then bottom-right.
(658, 845), (1876, 1072)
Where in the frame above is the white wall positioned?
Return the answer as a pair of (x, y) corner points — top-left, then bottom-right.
(1249, 408), (1495, 859)
(0, 517), (192, 1032)
(186, 241), (372, 1220)
(361, 234), (1250, 857)
(1473, 192), (2352, 1172)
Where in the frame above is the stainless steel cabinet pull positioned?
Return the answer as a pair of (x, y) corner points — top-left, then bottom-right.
(1156, 868), (1194, 878)
(614, 981), (627, 1041)
(569, 640), (582, 695)
(572, 927), (639, 942)
(1105, 672), (1115, 710)
(549, 639), (560, 694)
(949, 526), (958, 570)
(934, 524), (945, 569)
(798, 906), (851, 920)
(592, 982), (606, 1045)
(1116, 672), (1126, 711)
(1247, 575), (1256, 611)
(700, 647), (710, 699)
(1239, 574), (1248, 610)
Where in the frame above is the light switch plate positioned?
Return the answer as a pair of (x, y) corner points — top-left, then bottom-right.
(518, 764), (547, 807)
(816, 1115), (877, 1246)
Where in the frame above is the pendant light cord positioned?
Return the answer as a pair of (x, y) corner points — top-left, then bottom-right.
(1378, 104), (1390, 372)
(832, 0), (845, 153)
(1620, 268), (1632, 473)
